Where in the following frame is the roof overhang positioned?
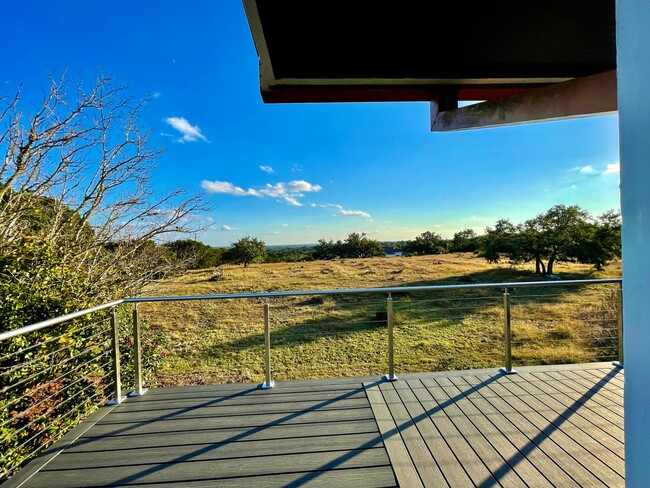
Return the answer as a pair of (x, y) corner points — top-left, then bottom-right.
(243, 0), (617, 129)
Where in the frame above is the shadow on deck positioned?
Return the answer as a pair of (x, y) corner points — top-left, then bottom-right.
(6, 363), (623, 487)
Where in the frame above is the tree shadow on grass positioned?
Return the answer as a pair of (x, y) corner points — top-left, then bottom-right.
(200, 266), (616, 364)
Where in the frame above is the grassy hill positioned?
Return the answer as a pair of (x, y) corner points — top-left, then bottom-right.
(138, 253), (621, 386)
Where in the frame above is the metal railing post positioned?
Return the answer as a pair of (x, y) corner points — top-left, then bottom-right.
(614, 284), (624, 368)
(262, 301), (274, 389)
(500, 288), (516, 375)
(129, 303), (148, 396)
(384, 293), (398, 381)
(108, 307), (125, 404)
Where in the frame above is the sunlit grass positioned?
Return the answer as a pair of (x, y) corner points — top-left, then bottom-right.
(137, 253), (621, 386)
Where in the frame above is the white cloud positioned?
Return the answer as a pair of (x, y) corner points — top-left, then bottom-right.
(260, 165), (274, 174)
(152, 91), (162, 99)
(201, 181), (252, 196)
(164, 116), (208, 143)
(220, 225), (237, 231)
(201, 179), (322, 206)
(324, 204), (372, 219)
(579, 165), (596, 174)
(340, 209), (372, 218)
(310, 203), (317, 208)
(603, 163), (620, 175)
(282, 223), (289, 227)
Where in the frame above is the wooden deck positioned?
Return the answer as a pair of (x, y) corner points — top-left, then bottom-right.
(6, 363), (623, 487)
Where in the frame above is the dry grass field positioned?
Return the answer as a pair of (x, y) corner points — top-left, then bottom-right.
(137, 253), (621, 387)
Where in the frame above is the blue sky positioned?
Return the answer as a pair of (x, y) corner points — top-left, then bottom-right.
(2, 1), (620, 246)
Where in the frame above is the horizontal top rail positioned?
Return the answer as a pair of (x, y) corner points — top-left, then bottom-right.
(0, 299), (124, 343)
(126, 278), (622, 303)
(2, 278), (621, 342)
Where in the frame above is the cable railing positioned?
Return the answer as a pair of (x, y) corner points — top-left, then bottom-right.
(0, 277), (623, 480)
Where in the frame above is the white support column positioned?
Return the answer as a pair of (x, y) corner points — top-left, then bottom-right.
(616, 0), (650, 484)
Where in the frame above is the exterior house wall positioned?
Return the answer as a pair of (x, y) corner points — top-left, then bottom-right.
(616, 0), (650, 484)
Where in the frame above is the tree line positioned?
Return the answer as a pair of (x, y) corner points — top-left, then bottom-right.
(163, 204), (621, 276)
(397, 204), (620, 274)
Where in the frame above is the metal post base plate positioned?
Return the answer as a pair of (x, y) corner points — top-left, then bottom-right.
(612, 361), (624, 369)
(128, 388), (149, 397)
(384, 374), (398, 382)
(499, 367), (517, 375)
(107, 396), (127, 405)
(261, 381), (275, 389)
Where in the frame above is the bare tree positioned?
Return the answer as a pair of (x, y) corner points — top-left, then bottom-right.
(0, 71), (209, 298)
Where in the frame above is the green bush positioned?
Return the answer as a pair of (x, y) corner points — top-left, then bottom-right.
(0, 237), (167, 479)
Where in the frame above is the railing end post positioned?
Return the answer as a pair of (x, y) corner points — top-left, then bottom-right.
(129, 302), (147, 397)
(109, 306), (126, 405)
(615, 283), (624, 368)
(384, 293), (397, 382)
(262, 301), (274, 389)
(502, 288), (515, 375)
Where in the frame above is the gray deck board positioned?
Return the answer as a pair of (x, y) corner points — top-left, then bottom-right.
(474, 374), (609, 487)
(427, 377), (529, 488)
(502, 375), (624, 470)
(409, 379), (499, 487)
(53, 433), (385, 468)
(379, 382), (447, 487)
(430, 377), (551, 488)
(365, 382), (424, 488)
(8, 363), (624, 488)
(31, 449), (392, 487)
(518, 376), (625, 446)
(451, 375), (576, 487)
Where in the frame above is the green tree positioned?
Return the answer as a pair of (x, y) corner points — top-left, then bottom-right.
(313, 239), (341, 260)
(163, 239), (225, 269)
(482, 219), (520, 264)
(529, 205), (589, 275)
(481, 205), (621, 275)
(227, 236), (267, 267)
(404, 231), (448, 256)
(568, 210), (622, 271)
(339, 232), (385, 258)
(450, 229), (479, 252)
(0, 72), (205, 476)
